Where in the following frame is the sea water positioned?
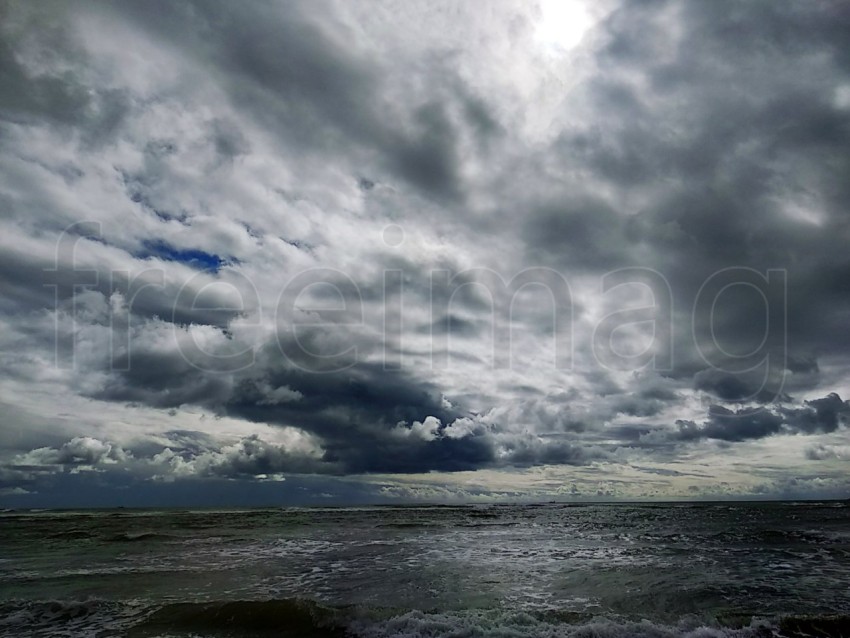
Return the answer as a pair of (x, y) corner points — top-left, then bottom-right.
(1, 502), (848, 637)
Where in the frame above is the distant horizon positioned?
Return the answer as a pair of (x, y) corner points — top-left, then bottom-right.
(5, 493), (849, 512)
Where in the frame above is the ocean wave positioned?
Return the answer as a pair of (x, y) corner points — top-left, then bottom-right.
(0, 599), (148, 638)
(46, 529), (98, 540)
(105, 531), (181, 543)
(349, 610), (775, 638)
(3, 597), (849, 638)
(130, 597), (347, 637)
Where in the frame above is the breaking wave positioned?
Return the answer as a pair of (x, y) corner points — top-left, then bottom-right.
(2, 597), (849, 638)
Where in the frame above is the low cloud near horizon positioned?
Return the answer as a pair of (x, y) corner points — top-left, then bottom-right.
(1, 0), (850, 507)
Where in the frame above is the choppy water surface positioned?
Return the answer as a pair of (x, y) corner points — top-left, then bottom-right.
(1, 502), (848, 637)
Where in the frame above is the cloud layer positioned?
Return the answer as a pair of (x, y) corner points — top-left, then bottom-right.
(1, 0), (849, 505)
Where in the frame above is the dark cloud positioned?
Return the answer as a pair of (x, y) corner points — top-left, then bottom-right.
(674, 406), (784, 443)
(0, 11), (130, 144)
(693, 369), (791, 404)
(502, 437), (610, 468)
(422, 314), (483, 338)
(87, 326), (497, 474)
(652, 393), (850, 444)
(103, 0), (476, 204)
(531, 0), (850, 382)
(227, 358), (494, 474)
(781, 393), (850, 434)
(522, 197), (627, 270)
(611, 394), (666, 418)
(94, 350), (233, 409)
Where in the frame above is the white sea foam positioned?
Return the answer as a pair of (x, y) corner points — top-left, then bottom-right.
(348, 609), (776, 638)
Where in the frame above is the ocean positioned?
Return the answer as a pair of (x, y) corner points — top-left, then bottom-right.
(0, 502), (848, 637)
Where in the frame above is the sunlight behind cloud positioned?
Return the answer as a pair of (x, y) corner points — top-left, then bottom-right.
(535, 0), (594, 53)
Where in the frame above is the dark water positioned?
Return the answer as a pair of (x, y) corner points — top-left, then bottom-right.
(1, 502), (849, 637)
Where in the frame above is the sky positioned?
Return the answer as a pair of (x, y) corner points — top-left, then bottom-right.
(1, 0), (849, 508)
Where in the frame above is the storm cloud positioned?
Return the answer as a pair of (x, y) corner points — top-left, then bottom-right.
(1, 0), (849, 505)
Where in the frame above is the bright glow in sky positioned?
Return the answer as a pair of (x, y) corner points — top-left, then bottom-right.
(535, 0), (594, 52)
